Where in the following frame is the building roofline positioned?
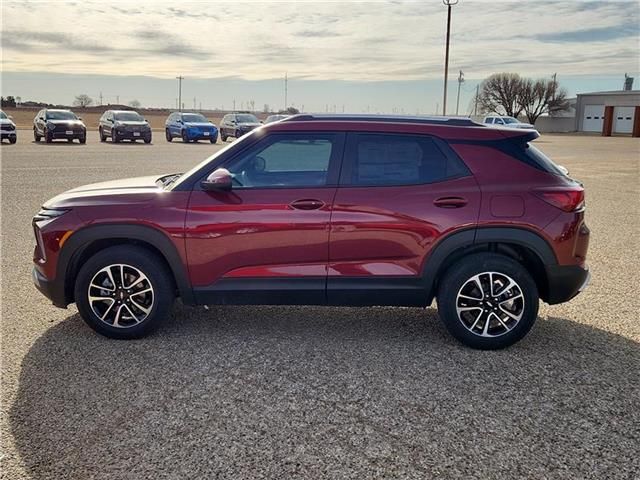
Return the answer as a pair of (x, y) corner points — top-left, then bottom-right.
(577, 90), (640, 96)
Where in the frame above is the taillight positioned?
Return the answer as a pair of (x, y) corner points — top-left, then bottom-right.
(534, 188), (585, 212)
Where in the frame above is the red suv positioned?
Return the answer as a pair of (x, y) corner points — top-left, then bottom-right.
(32, 115), (590, 349)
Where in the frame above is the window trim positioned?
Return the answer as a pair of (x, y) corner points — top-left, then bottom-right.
(194, 131), (346, 191)
(338, 131), (471, 188)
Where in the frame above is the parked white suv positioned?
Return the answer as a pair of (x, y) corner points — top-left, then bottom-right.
(483, 115), (536, 130)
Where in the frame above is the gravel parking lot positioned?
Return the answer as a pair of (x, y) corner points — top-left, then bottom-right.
(1, 132), (639, 479)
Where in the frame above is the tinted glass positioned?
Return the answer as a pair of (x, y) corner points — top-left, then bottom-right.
(114, 112), (144, 121)
(236, 114), (258, 123)
(0, 111), (7, 119)
(347, 133), (467, 186)
(226, 134), (337, 188)
(503, 117), (519, 124)
(524, 143), (565, 176)
(46, 111), (77, 120)
(182, 113), (208, 123)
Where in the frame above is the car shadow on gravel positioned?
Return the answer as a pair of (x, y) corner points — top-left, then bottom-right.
(9, 306), (639, 479)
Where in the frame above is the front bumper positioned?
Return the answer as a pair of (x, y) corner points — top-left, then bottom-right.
(186, 129), (218, 140)
(1, 131), (17, 139)
(114, 129), (152, 140)
(545, 264), (590, 304)
(32, 266), (67, 308)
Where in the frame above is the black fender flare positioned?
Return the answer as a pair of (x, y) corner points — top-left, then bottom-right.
(422, 226), (557, 301)
(57, 223), (194, 305)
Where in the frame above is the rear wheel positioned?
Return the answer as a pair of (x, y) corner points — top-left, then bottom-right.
(437, 253), (539, 350)
(74, 246), (175, 339)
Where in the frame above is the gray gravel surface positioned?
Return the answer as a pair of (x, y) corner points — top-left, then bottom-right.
(1, 132), (639, 479)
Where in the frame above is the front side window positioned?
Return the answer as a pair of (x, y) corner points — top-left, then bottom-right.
(343, 133), (468, 186)
(225, 133), (338, 188)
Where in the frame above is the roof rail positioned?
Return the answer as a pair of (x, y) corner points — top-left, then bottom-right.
(281, 113), (482, 127)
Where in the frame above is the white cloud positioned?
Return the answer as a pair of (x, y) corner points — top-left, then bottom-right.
(1, 0), (638, 81)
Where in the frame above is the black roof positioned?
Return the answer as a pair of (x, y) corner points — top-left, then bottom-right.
(282, 114), (482, 127)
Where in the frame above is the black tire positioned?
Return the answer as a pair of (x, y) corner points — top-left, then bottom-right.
(67, 138), (74, 143)
(437, 253), (539, 350)
(144, 135), (152, 144)
(112, 130), (120, 143)
(74, 245), (175, 339)
(181, 129), (189, 143)
(210, 132), (218, 143)
(45, 128), (53, 143)
(79, 133), (86, 144)
(34, 128), (41, 142)
(165, 129), (172, 142)
(9, 136), (17, 144)
(220, 132), (227, 142)
(99, 127), (106, 142)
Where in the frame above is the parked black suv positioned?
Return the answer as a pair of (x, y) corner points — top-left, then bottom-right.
(219, 113), (261, 141)
(33, 109), (87, 144)
(99, 110), (152, 143)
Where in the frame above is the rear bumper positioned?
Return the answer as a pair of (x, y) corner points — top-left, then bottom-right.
(545, 264), (590, 304)
(32, 267), (68, 308)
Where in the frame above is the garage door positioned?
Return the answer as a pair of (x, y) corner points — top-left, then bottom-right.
(582, 104), (604, 132)
(613, 106), (634, 134)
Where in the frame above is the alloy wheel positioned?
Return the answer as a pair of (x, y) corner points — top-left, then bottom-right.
(88, 264), (154, 328)
(455, 271), (524, 337)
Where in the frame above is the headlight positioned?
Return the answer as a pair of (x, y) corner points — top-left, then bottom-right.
(33, 208), (70, 222)
(46, 122), (56, 130)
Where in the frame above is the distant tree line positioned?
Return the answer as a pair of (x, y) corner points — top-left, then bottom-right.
(473, 73), (570, 124)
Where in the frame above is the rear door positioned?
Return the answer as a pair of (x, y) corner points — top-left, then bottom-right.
(185, 131), (345, 304)
(327, 132), (481, 305)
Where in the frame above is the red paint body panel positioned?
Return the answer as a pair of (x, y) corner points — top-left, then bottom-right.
(328, 176), (481, 277)
(185, 188), (335, 286)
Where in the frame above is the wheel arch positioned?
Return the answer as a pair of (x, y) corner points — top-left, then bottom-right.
(423, 227), (557, 304)
(58, 224), (194, 306)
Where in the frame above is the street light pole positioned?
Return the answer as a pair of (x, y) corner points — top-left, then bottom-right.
(442, 0), (458, 116)
(176, 76), (184, 112)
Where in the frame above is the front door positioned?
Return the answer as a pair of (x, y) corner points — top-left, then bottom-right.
(185, 132), (345, 304)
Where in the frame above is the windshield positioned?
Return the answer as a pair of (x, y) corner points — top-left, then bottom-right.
(182, 114), (208, 123)
(46, 111), (77, 120)
(114, 112), (144, 121)
(503, 117), (519, 124)
(0, 111), (6, 119)
(236, 114), (258, 123)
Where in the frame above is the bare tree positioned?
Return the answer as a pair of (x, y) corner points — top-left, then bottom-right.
(519, 78), (569, 124)
(478, 73), (524, 117)
(128, 99), (141, 109)
(73, 94), (93, 107)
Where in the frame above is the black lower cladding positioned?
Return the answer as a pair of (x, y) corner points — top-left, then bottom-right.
(32, 267), (67, 308)
(544, 264), (590, 304)
(193, 276), (428, 307)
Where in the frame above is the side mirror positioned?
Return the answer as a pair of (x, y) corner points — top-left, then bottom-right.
(77, 116), (82, 120)
(8, 115), (14, 120)
(201, 168), (233, 192)
(230, 120), (237, 125)
(177, 119), (183, 124)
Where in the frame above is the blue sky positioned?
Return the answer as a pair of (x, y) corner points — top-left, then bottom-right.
(1, 0), (639, 114)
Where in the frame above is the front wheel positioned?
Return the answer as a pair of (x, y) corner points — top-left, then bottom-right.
(45, 128), (53, 143)
(74, 246), (175, 339)
(165, 129), (172, 142)
(210, 132), (218, 143)
(34, 128), (41, 142)
(99, 127), (106, 142)
(181, 130), (189, 143)
(437, 253), (539, 350)
(220, 132), (227, 142)
(79, 133), (86, 144)
(9, 136), (17, 144)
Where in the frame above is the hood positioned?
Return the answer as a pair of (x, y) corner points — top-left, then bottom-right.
(43, 175), (165, 209)
(114, 120), (149, 126)
(185, 122), (215, 128)
(0, 118), (15, 126)
(47, 119), (85, 126)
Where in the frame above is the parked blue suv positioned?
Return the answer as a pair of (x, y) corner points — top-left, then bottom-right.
(165, 112), (218, 143)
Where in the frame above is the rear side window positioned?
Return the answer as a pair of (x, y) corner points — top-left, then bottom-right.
(343, 133), (469, 186)
(522, 143), (565, 176)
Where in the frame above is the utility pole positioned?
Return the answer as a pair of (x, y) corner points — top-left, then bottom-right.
(455, 70), (464, 115)
(193, 97), (196, 110)
(442, 0), (459, 116)
(99, 92), (103, 106)
(116, 95), (119, 104)
(284, 72), (288, 111)
(233, 99), (236, 111)
(176, 75), (184, 112)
